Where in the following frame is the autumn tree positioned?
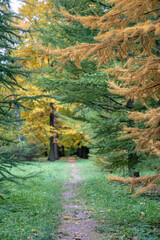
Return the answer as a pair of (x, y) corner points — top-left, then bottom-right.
(13, 0), (91, 160)
(36, 0), (146, 172)
(36, 0), (160, 192)
(51, 0), (160, 156)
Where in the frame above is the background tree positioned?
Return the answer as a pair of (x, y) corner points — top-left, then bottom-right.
(15, 0), (95, 160)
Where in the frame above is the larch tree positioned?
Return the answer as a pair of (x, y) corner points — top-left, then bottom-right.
(39, 0), (160, 157)
(53, 0), (160, 157)
(37, 0), (160, 193)
(36, 0), (143, 173)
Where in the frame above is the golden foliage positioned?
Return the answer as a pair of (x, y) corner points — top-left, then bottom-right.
(123, 108), (160, 156)
(98, 157), (111, 165)
(108, 173), (160, 196)
(14, 0), (89, 150)
(36, 0), (160, 157)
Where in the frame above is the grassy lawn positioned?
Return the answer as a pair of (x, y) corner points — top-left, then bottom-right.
(76, 160), (160, 240)
(0, 161), (71, 240)
(0, 159), (159, 240)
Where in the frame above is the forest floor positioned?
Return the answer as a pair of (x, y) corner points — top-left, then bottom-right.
(0, 159), (159, 240)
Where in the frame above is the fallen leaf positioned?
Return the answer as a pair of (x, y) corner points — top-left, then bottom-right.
(140, 212), (145, 219)
(99, 210), (104, 213)
(63, 216), (72, 221)
(75, 222), (79, 224)
(32, 229), (39, 233)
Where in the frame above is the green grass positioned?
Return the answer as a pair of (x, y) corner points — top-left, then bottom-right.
(76, 160), (160, 240)
(0, 161), (71, 240)
(0, 159), (159, 240)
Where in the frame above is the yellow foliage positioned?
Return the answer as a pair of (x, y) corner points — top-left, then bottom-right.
(108, 174), (160, 196)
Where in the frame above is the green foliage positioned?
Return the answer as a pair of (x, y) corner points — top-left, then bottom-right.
(0, 0), (28, 125)
(0, 140), (41, 161)
(76, 160), (160, 240)
(35, 0), (146, 171)
(0, 161), (71, 239)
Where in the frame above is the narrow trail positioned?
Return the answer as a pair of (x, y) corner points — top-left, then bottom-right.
(58, 161), (104, 240)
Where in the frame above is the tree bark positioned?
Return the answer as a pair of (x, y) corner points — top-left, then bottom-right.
(48, 103), (55, 161)
(126, 99), (139, 177)
(14, 101), (23, 142)
(77, 146), (89, 159)
(54, 133), (59, 160)
(48, 103), (59, 161)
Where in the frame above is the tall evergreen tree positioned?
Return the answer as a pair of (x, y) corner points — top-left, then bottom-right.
(0, 0), (31, 183)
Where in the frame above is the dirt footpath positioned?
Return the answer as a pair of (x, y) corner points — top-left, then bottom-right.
(58, 161), (104, 240)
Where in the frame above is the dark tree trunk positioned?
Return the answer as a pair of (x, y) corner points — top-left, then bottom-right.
(82, 146), (89, 159)
(126, 99), (140, 177)
(48, 103), (59, 161)
(59, 146), (65, 157)
(48, 135), (55, 162)
(44, 150), (48, 157)
(54, 133), (59, 160)
(77, 146), (89, 159)
(48, 103), (55, 162)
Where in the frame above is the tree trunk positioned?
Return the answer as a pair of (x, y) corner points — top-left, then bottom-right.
(14, 101), (23, 142)
(48, 135), (55, 161)
(48, 103), (59, 161)
(48, 103), (55, 161)
(126, 99), (139, 177)
(54, 133), (59, 160)
(77, 146), (89, 159)
(59, 146), (65, 157)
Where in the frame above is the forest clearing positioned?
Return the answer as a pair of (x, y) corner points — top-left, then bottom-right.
(0, 0), (160, 239)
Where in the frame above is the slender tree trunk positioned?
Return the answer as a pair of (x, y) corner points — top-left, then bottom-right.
(48, 135), (55, 162)
(54, 133), (59, 160)
(48, 103), (59, 161)
(53, 104), (59, 160)
(126, 99), (139, 177)
(14, 102), (23, 142)
(77, 146), (89, 159)
(48, 103), (55, 161)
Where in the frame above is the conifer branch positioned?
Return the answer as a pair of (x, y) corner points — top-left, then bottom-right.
(89, 0), (110, 8)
